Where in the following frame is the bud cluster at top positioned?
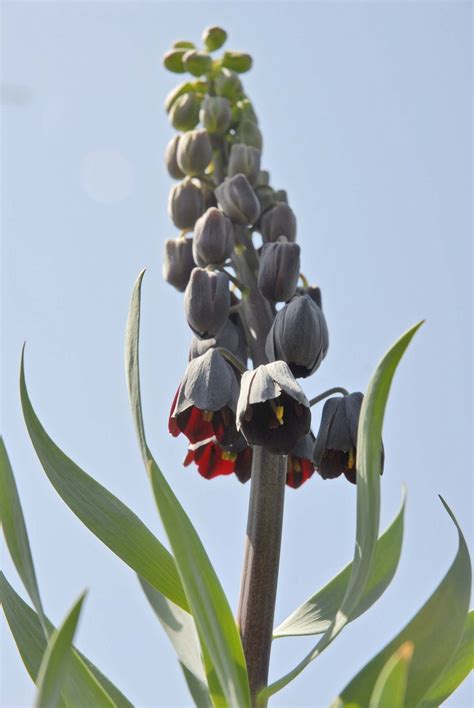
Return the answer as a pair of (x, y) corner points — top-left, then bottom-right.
(161, 26), (383, 489)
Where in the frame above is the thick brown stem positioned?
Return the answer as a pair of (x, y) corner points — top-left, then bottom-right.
(237, 448), (287, 704)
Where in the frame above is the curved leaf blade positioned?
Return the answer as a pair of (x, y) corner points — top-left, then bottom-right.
(139, 576), (211, 707)
(125, 270), (250, 708)
(0, 437), (45, 627)
(35, 593), (86, 708)
(419, 609), (473, 707)
(1, 573), (131, 708)
(19, 352), (188, 613)
(274, 492), (405, 638)
(336, 499), (472, 707)
(369, 642), (413, 708)
(260, 322), (423, 702)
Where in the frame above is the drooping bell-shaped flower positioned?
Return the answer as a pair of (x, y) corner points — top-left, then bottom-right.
(215, 173), (260, 226)
(258, 240), (300, 302)
(162, 237), (196, 292)
(192, 207), (234, 267)
(287, 432), (316, 489)
(259, 202), (297, 242)
(184, 268), (230, 339)
(169, 349), (240, 446)
(168, 179), (205, 230)
(266, 295), (328, 378)
(183, 436), (236, 479)
(236, 361), (311, 455)
(313, 392), (384, 484)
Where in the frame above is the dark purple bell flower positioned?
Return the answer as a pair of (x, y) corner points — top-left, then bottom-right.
(236, 361), (311, 455)
(184, 268), (230, 339)
(168, 179), (205, 230)
(165, 135), (185, 180)
(313, 392), (385, 484)
(266, 295), (328, 378)
(228, 144), (261, 186)
(260, 202), (297, 242)
(215, 173), (260, 226)
(162, 237), (196, 292)
(258, 240), (300, 302)
(189, 316), (247, 366)
(192, 207), (234, 267)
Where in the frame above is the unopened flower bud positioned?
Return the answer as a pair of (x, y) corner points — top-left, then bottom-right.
(222, 51), (253, 74)
(260, 202), (297, 242)
(168, 180), (205, 229)
(200, 95), (232, 134)
(183, 50), (213, 77)
(173, 40), (195, 50)
(215, 174), (260, 225)
(163, 48), (187, 73)
(165, 135), (185, 180)
(165, 81), (194, 113)
(228, 144), (261, 185)
(266, 295), (329, 378)
(184, 268), (230, 339)
(256, 170), (270, 187)
(258, 241), (301, 302)
(236, 98), (258, 124)
(255, 185), (275, 217)
(169, 93), (201, 131)
(193, 207), (234, 267)
(176, 129), (212, 177)
(237, 361), (311, 455)
(237, 119), (263, 150)
(202, 26), (227, 52)
(296, 285), (322, 310)
(195, 179), (217, 210)
(214, 68), (243, 100)
(189, 317), (247, 366)
(274, 189), (288, 204)
(162, 237), (196, 292)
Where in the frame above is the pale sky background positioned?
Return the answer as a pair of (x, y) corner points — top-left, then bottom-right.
(1, 2), (472, 706)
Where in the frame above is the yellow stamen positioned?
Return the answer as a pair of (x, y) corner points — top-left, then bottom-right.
(202, 410), (214, 422)
(347, 448), (356, 470)
(221, 451), (237, 462)
(276, 405), (284, 425)
(293, 458), (301, 473)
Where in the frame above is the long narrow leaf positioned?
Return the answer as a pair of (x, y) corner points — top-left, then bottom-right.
(418, 609), (473, 707)
(139, 576), (211, 707)
(19, 350), (188, 613)
(368, 642), (413, 708)
(336, 499), (472, 707)
(0, 437), (45, 627)
(1, 572), (131, 708)
(125, 270), (250, 708)
(35, 593), (86, 708)
(260, 322), (423, 702)
(274, 492), (405, 638)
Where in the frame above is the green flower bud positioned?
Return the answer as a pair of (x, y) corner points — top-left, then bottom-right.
(222, 51), (253, 74)
(183, 50), (213, 77)
(260, 202), (297, 242)
(202, 26), (227, 52)
(164, 81), (194, 113)
(176, 129), (212, 177)
(173, 40), (195, 49)
(163, 48), (187, 74)
(165, 135), (185, 180)
(274, 189), (288, 204)
(237, 119), (263, 150)
(228, 144), (261, 185)
(215, 174), (260, 226)
(162, 237), (196, 291)
(200, 95), (232, 134)
(214, 68), (243, 100)
(256, 170), (270, 187)
(169, 93), (201, 131)
(168, 179), (205, 230)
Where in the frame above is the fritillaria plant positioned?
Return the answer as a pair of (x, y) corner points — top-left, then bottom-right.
(1, 24), (471, 708)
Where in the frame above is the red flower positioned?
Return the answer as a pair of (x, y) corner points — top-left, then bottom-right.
(183, 438), (237, 479)
(286, 432), (316, 489)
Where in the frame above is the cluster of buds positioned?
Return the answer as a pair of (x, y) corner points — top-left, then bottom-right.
(162, 26), (384, 487)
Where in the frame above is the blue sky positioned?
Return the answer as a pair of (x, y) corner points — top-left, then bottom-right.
(2, 2), (472, 706)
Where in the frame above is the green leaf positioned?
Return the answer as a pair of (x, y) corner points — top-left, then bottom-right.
(125, 270), (250, 708)
(0, 437), (45, 627)
(35, 593), (86, 708)
(138, 575), (211, 707)
(336, 499), (472, 707)
(274, 492), (406, 638)
(1, 572), (131, 708)
(368, 642), (413, 708)
(260, 322), (423, 703)
(419, 610), (473, 707)
(19, 350), (188, 613)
